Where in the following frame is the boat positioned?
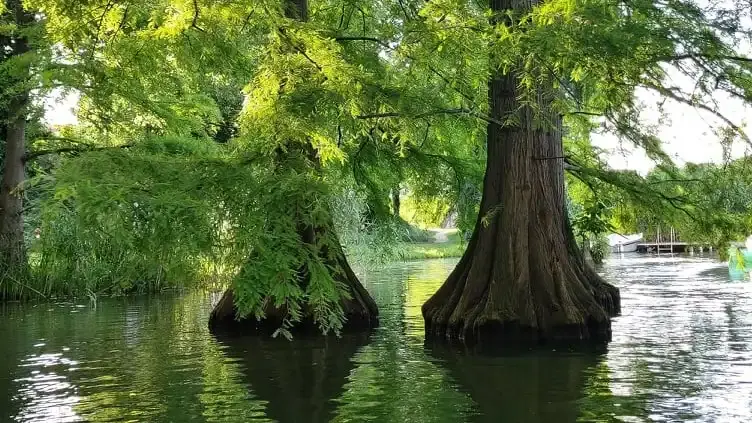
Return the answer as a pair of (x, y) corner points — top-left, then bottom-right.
(607, 233), (643, 253)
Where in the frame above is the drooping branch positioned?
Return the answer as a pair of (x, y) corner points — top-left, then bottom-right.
(664, 54), (752, 64)
(357, 108), (469, 119)
(356, 108), (503, 126)
(565, 164), (696, 220)
(23, 144), (133, 163)
(334, 36), (384, 43)
(191, 0), (206, 32)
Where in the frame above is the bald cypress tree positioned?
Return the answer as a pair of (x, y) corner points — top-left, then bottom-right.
(208, 0), (378, 336)
(422, 0), (620, 344)
(0, 0), (34, 276)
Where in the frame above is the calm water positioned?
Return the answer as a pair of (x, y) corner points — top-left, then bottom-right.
(1, 255), (752, 422)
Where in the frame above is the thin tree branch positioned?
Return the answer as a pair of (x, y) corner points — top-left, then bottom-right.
(278, 28), (326, 78)
(356, 108), (503, 126)
(240, 8), (256, 33)
(191, 0), (206, 32)
(565, 111), (603, 117)
(665, 53), (752, 64)
(335, 35), (478, 106)
(334, 36), (384, 43)
(23, 144), (133, 162)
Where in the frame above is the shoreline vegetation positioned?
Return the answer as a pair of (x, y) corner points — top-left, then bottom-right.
(1, 225), (466, 304)
(399, 229), (466, 261)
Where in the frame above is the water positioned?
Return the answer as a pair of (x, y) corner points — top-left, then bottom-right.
(1, 254), (751, 422)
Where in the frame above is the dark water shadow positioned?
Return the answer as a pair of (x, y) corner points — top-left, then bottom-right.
(698, 265), (737, 281)
(425, 341), (607, 422)
(213, 332), (370, 423)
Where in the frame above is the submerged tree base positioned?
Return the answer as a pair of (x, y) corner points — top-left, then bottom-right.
(208, 288), (379, 336)
(421, 175), (622, 346)
(424, 317), (616, 347)
(422, 240), (621, 346)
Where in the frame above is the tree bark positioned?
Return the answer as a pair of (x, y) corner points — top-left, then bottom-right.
(0, 1), (32, 275)
(0, 112), (27, 271)
(422, 0), (620, 345)
(209, 0), (378, 334)
(208, 221), (379, 334)
(391, 186), (400, 217)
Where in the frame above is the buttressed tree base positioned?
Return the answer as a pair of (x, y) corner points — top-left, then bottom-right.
(208, 231), (379, 335)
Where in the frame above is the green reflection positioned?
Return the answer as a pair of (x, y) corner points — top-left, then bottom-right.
(0, 292), (270, 422)
(403, 260), (455, 341)
(214, 332), (369, 423)
(578, 360), (650, 422)
(426, 345), (603, 422)
(333, 259), (475, 423)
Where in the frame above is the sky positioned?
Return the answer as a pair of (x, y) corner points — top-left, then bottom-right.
(591, 85), (750, 175)
(592, 0), (752, 175)
(43, 89), (78, 128)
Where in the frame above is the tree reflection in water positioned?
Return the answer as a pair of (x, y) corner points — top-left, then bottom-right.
(425, 342), (617, 422)
(214, 332), (370, 423)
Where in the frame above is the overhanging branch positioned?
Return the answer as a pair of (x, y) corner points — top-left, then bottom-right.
(356, 108), (504, 126)
(23, 144), (134, 163)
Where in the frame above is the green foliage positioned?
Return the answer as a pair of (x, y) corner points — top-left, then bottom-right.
(30, 136), (357, 332)
(398, 230), (466, 261)
(589, 235), (610, 265)
(35, 137), (231, 296)
(572, 200), (612, 241)
(400, 195), (451, 229)
(641, 159), (752, 250)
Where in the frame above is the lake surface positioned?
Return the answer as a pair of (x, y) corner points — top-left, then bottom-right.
(1, 254), (751, 422)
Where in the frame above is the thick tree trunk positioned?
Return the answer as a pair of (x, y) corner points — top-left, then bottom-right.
(422, 0), (619, 345)
(0, 114), (27, 271)
(208, 221), (379, 333)
(0, 1), (32, 275)
(209, 0), (378, 334)
(391, 186), (400, 217)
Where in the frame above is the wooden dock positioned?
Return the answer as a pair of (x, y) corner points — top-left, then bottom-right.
(632, 226), (712, 254)
(636, 243), (712, 253)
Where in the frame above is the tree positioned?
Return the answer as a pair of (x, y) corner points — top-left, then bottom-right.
(2, 0), (240, 288)
(207, 0), (379, 335)
(422, 0), (752, 344)
(422, 0), (620, 344)
(20, 0), (752, 342)
(616, 159), (752, 257)
(0, 0), (35, 275)
(17, 0), (488, 334)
